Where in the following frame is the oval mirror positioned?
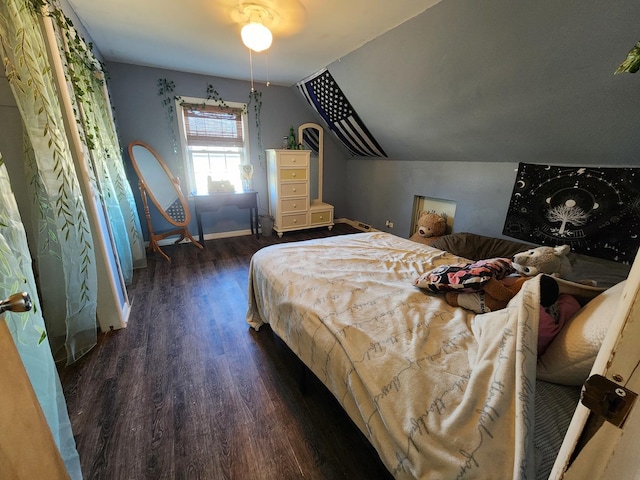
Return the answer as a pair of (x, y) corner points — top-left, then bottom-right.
(129, 141), (189, 226)
(128, 141), (202, 261)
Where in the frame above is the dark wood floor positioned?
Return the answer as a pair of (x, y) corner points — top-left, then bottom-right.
(59, 224), (394, 480)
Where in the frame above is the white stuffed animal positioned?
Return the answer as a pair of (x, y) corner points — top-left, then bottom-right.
(442, 244), (572, 314)
(512, 245), (572, 278)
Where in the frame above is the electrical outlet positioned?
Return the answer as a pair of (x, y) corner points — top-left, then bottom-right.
(385, 220), (394, 228)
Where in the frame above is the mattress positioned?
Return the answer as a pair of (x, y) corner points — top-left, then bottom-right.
(246, 232), (604, 479)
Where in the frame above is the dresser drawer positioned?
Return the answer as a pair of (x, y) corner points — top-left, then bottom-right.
(278, 152), (309, 167)
(280, 168), (307, 181)
(280, 182), (308, 197)
(310, 209), (333, 225)
(280, 213), (308, 228)
(280, 197), (308, 213)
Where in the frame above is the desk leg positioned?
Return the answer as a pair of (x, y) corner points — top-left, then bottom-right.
(251, 193), (259, 239)
(196, 209), (205, 246)
(253, 207), (259, 239)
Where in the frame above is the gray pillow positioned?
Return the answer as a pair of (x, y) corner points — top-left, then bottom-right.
(429, 232), (534, 261)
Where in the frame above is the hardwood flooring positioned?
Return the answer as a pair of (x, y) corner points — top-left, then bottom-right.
(59, 224), (394, 480)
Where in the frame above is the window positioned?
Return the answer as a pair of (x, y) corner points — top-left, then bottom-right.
(177, 97), (249, 195)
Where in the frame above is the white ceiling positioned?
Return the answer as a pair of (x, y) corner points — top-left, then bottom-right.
(67, 0), (441, 86)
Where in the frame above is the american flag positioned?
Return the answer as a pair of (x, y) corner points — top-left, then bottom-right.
(297, 68), (386, 157)
(301, 127), (320, 154)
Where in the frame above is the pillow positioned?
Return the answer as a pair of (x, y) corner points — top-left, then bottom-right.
(428, 232), (535, 261)
(414, 258), (514, 293)
(537, 280), (626, 385)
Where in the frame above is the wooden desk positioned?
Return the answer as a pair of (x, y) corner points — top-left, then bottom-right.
(193, 192), (259, 244)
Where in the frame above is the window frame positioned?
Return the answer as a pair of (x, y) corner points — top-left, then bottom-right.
(175, 96), (250, 196)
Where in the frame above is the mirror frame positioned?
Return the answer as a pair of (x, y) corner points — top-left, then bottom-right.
(128, 141), (190, 227)
(128, 141), (202, 261)
(298, 122), (324, 204)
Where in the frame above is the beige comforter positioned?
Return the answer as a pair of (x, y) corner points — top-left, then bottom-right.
(247, 232), (544, 479)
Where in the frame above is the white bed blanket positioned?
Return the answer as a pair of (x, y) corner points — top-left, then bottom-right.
(247, 232), (545, 479)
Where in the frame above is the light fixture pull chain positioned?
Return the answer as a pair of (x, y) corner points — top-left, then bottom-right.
(265, 51), (270, 87)
(249, 47), (254, 91)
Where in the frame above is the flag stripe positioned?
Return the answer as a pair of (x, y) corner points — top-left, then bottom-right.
(302, 129), (319, 153)
(335, 120), (373, 156)
(297, 69), (386, 157)
(339, 117), (385, 157)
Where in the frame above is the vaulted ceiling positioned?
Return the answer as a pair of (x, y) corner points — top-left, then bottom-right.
(66, 0), (640, 165)
(67, 0), (441, 86)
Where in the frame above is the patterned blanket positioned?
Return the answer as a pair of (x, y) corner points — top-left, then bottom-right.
(247, 232), (543, 479)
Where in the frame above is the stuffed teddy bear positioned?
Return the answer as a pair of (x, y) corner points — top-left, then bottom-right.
(442, 245), (573, 314)
(409, 211), (447, 246)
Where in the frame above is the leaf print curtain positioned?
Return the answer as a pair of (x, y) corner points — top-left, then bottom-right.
(0, 0), (98, 364)
(88, 80), (147, 273)
(0, 157), (82, 480)
(49, 10), (146, 280)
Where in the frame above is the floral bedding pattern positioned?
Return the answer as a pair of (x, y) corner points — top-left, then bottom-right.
(413, 257), (515, 292)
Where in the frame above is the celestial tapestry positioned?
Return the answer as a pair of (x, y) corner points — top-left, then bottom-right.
(503, 163), (640, 263)
(297, 68), (386, 157)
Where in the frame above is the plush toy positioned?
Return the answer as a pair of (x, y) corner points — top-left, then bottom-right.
(415, 244), (577, 354)
(445, 275), (558, 314)
(446, 273), (581, 354)
(512, 245), (572, 278)
(414, 257), (515, 293)
(442, 244), (573, 314)
(409, 211), (447, 245)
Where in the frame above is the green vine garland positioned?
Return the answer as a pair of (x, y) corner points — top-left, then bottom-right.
(615, 41), (640, 74)
(157, 78), (181, 156)
(248, 89), (263, 165)
(206, 83), (229, 108)
(157, 77), (265, 166)
(18, 0), (96, 305)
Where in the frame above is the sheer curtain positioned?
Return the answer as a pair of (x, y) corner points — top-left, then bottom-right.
(49, 11), (146, 279)
(92, 80), (147, 273)
(0, 158), (82, 479)
(1, 0), (146, 361)
(0, 0), (98, 364)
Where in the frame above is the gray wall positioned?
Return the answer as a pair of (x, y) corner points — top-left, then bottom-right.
(332, 0), (640, 164)
(345, 159), (519, 238)
(78, 0), (640, 243)
(326, 0), (640, 238)
(105, 62), (349, 239)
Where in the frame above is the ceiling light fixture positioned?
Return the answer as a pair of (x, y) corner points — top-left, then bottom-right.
(240, 5), (273, 52)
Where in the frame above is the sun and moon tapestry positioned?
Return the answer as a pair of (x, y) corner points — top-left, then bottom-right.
(503, 163), (640, 263)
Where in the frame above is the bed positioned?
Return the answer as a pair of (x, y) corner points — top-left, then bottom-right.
(246, 231), (630, 479)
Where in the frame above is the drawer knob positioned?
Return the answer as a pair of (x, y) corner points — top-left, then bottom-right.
(319, 215), (323, 219)
(292, 173), (297, 177)
(293, 204), (297, 208)
(292, 188), (297, 192)
(293, 219), (297, 224)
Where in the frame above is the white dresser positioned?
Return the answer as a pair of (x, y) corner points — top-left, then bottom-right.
(266, 149), (334, 237)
